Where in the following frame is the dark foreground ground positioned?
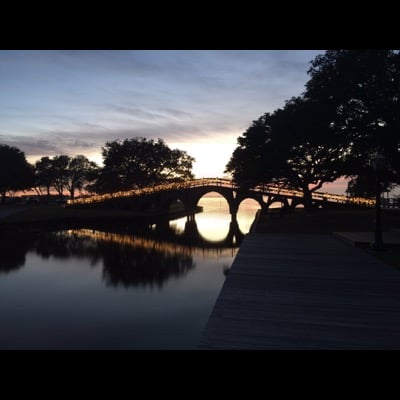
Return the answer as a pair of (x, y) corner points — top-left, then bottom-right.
(256, 208), (400, 234)
(201, 207), (400, 349)
(256, 208), (400, 269)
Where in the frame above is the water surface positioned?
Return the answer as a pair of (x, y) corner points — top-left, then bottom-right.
(0, 196), (260, 349)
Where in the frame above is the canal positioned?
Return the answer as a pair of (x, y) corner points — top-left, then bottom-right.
(0, 194), (260, 349)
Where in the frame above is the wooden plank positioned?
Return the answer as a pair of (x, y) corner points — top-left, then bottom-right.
(199, 233), (400, 349)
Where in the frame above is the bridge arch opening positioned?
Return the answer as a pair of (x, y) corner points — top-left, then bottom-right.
(269, 200), (286, 209)
(196, 192), (231, 242)
(237, 198), (261, 234)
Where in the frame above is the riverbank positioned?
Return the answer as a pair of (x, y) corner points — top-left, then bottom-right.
(0, 204), (201, 232)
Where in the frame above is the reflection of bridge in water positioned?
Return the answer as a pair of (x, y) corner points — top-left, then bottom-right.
(67, 221), (240, 259)
(67, 178), (375, 217)
(153, 215), (245, 249)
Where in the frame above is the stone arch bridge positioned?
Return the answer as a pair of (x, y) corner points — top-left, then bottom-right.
(67, 178), (374, 216)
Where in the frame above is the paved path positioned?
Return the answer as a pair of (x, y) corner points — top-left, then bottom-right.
(199, 233), (400, 349)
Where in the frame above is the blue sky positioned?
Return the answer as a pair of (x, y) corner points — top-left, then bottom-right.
(0, 50), (350, 191)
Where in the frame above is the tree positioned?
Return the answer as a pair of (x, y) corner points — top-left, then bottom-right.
(226, 97), (346, 210)
(35, 156), (55, 200)
(346, 175), (377, 199)
(95, 138), (195, 193)
(0, 144), (35, 204)
(51, 155), (70, 199)
(305, 50), (400, 180)
(346, 170), (394, 199)
(65, 155), (99, 199)
(225, 113), (286, 188)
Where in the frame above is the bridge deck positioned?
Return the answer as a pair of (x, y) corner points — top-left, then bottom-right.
(199, 233), (400, 349)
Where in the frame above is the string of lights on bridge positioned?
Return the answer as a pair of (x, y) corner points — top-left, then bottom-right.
(66, 178), (375, 208)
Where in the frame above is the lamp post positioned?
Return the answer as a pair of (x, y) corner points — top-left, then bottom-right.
(370, 153), (386, 251)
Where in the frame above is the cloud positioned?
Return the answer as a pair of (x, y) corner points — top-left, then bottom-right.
(0, 50), (327, 175)
(159, 107), (193, 119)
(0, 134), (60, 155)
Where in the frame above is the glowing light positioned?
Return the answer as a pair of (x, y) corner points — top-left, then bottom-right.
(65, 228), (235, 257)
(237, 199), (261, 233)
(66, 178), (375, 208)
(196, 194), (231, 242)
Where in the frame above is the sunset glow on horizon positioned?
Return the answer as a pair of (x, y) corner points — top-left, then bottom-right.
(0, 49), (351, 194)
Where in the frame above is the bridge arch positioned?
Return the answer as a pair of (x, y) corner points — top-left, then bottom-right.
(186, 186), (236, 215)
(182, 217), (245, 247)
(265, 196), (290, 210)
(235, 193), (265, 211)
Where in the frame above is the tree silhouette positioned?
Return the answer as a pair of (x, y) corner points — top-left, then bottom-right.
(226, 50), (400, 208)
(65, 155), (99, 199)
(34, 155), (99, 200)
(93, 138), (195, 193)
(346, 172), (393, 199)
(305, 50), (400, 180)
(0, 144), (35, 204)
(34, 156), (54, 200)
(34, 229), (195, 289)
(226, 97), (345, 210)
(51, 155), (70, 200)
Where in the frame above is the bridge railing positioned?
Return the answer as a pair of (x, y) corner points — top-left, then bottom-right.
(67, 178), (375, 207)
(67, 178), (238, 206)
(382, 198), (400, 209)
(252, 184), (374, 207)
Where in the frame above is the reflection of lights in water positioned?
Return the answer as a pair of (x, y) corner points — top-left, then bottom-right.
(66, 228), (235, 258)
(237, 199), (261, 234)
(196, 194), (231, 242)
(171, 196), (261, 240)
(171, 196), (232, 242)
(169, 217), (186, 234)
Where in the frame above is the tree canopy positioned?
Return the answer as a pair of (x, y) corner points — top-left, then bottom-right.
(0, 144), (35, 204)
(34, 154), (99, 199)
(35, 156), (54, 198)
(305, 49), (400, 178)
(64, 155), (99, 199)
(226, 50), (400, 209)
(94, 137), (195, 193)
(226, 96), (346, 209)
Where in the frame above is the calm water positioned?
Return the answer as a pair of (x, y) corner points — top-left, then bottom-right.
(0, 195), (260, 349)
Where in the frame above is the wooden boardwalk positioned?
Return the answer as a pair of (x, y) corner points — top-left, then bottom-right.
(199, 233), (400, 349)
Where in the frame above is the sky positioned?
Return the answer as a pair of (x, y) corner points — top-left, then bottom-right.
(0, 50), (348, 194)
